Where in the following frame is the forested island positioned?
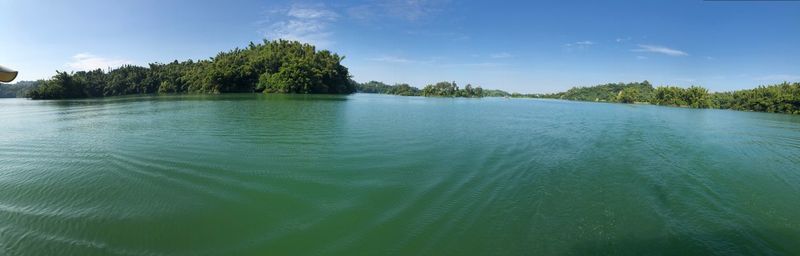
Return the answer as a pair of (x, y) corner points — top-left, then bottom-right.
(23, 39), (491, 100)
(26, 40), (355, 99)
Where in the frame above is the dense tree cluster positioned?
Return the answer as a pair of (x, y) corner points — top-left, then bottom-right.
(651, 86), (714, 108)
(27, 40), (355, 99)
(420, 81), (484, 97)
(355, 80), (421, 96)
(388, 84), (421, 96)
(483, 89), (511, 97)
(711, 83), (800, 114)
(355, 81), (394, 94)
(530, 81), (655, 102)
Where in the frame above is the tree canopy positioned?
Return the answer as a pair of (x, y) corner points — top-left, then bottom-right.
(420, 81), (484, 97)
(531, 81), (655, 102)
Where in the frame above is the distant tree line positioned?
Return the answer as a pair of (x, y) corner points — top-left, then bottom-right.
(511, 81), (800, 114)
(355, 81), (421, 96)
(0, 81), (41, 98)
(26, 40), (355, 99)
(356, 81), (504, 98)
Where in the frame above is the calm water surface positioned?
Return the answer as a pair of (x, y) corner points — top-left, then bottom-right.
(1, 94), (799, 255)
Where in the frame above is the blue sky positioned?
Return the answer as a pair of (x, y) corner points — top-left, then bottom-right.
(2, 0), (799, 93)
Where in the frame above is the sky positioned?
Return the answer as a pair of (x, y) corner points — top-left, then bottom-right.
(1, 0), (799, 93)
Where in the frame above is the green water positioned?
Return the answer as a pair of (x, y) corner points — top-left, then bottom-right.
(1, 94), (799, 255)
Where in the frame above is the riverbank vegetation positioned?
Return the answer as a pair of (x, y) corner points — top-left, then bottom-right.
(511, 81), (800, 114)
(356, 81), (489, 98)
(26, 40), (354, 99)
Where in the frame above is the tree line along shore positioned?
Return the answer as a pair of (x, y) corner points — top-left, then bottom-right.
(1, 40), (798, 114)
(354, 80), (800, 115)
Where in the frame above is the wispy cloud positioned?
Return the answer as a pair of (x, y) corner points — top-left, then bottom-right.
(616, 37), (631, 43)
(564, 41), (596, 50)
(632, 45), (688, 56)
(262, 4), (338, 47)
(636, 55), (648, 60)
(489, 52), (513, 59)
(565, 41), (595, 47)
(67, 53), (132, 71)
(755, 74), (800, 81)
(287, 5), (338, 20)
(348, 0), (450, 21)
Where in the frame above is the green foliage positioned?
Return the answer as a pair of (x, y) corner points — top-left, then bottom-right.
(421, 81), (458, 97)
(27, 40), (354, 99)
(652, 86), (687, 106)
(483, 89), (511, 97)
(356, 81), (394, 94)
(387, 84), (420, 96)
(616, 87), (641, 103)
(684, 86), (713, 108)
(652, 86), (713, 108)
(356, 80), (486, 98)
(354, 81), (422, 96)
(516, 80), (799, 114)
(458, 84), (483, 98)
(417, 81), (484, 97)
(712, 82), (800, 114)
(540, 81), (654, 102)
(28, 71), (86, 99)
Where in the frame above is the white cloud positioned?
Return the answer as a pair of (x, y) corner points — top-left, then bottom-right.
(632, 45), (688, 56)
(287, 6), (338, 20)
(616, 37), (631, 43)
(263, 4), (338, 47)
(67, 53), (132, 71)
(490, 52), (512, 59)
